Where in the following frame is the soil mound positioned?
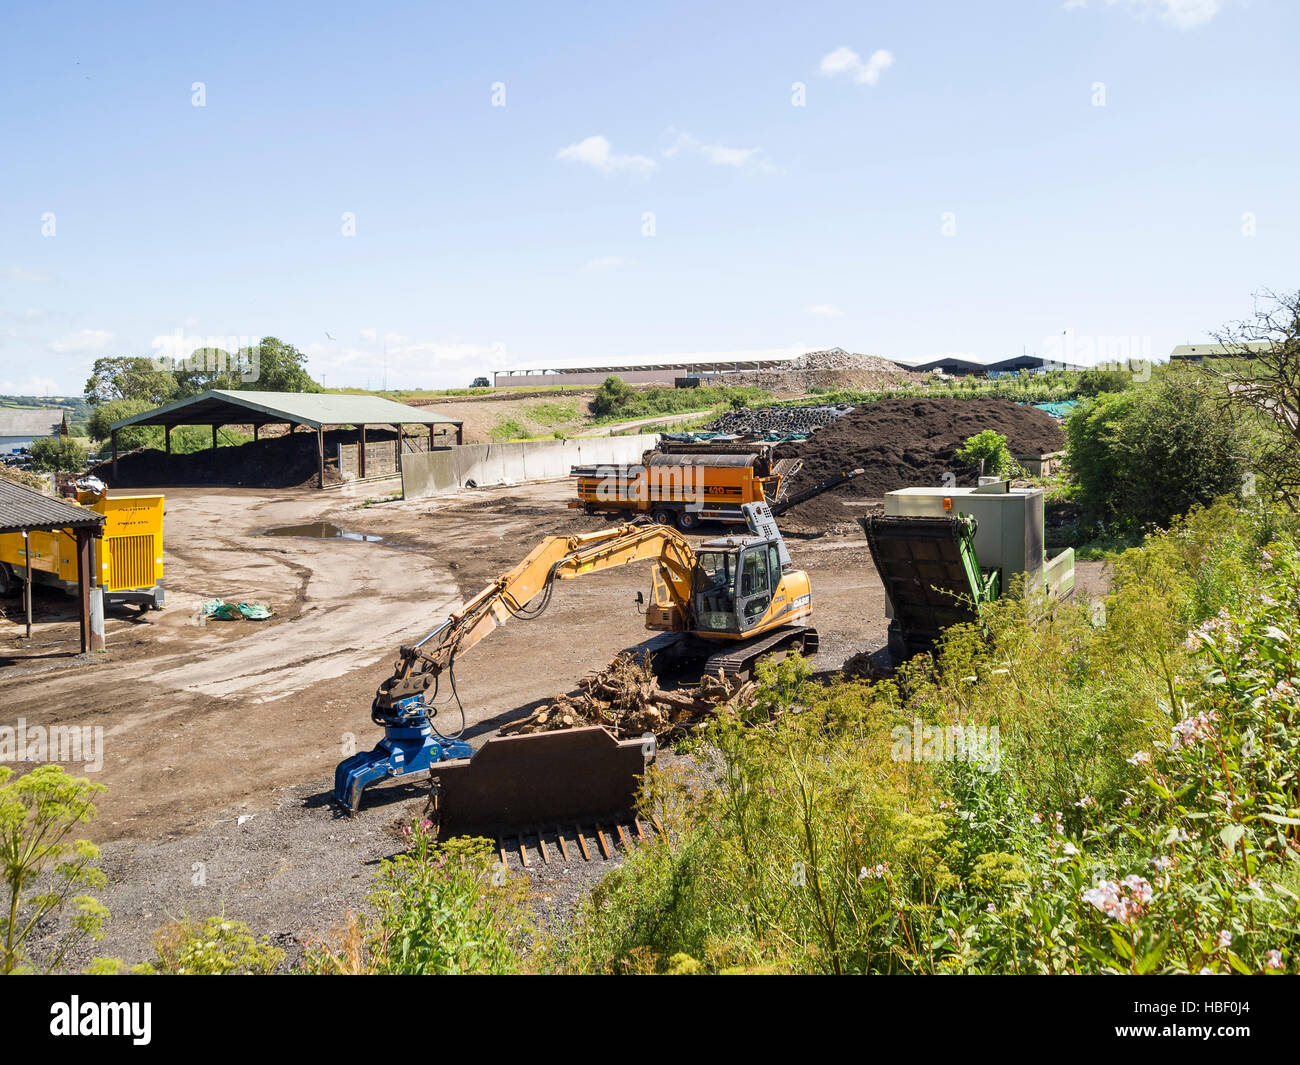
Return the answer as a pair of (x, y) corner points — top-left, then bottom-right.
(91, 428), (400, 488)
(775, 398), (1065, 530)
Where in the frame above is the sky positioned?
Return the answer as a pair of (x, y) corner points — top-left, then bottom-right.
(1, 0), (1297, 395)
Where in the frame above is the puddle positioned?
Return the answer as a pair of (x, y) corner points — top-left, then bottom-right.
(259, 523), (384, 543)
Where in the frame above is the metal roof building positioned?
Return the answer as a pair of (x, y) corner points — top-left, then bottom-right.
(108, 389), (463, 486)
(0, 476), (105, 652)
(494, 353), (803, 387)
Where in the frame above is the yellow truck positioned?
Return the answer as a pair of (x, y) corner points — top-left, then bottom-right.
(0, 487), (165, 611)
(570, 442), (802, 531)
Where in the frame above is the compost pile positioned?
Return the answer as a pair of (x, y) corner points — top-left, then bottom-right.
(705, 404), (853, 438)
(722, 349), (921, 394)
(499, 652), (755, 740)
(774, 397), (1065, 531)
(91, 428), (401, 489)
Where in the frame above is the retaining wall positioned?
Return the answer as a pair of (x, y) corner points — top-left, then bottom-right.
(402, 434), (660, 500)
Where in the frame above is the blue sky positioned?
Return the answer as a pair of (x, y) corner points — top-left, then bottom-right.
(1, 0), (1296, 394)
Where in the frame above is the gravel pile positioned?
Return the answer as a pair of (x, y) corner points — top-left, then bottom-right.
(705, 404), (853, 437)
(720, 349), (920, 394)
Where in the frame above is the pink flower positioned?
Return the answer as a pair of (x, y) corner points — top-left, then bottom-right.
(1266, 950), (1283, 971)
(1216, 930), (1233, 950)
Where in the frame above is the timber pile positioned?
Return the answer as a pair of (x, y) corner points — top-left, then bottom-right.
(500, 651), (756, 740)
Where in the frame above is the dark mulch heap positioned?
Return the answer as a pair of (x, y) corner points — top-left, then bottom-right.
(775, 398), (1065, 530)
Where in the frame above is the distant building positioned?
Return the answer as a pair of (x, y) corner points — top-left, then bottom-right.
(0, 408), (66, 455)
(493, 353), (803, 388)
(1168, 342), (1271, 364)
(900, 354), (1086, 377)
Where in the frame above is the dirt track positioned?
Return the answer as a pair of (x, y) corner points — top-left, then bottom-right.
(3, 477), (907, 967)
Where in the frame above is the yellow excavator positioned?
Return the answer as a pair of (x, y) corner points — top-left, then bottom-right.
(333, 500), (818, 811)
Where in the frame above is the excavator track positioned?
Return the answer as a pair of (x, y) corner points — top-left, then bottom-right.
(703, 625), (817, 676)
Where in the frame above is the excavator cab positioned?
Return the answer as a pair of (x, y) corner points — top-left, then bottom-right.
(692, 538), (781, 634)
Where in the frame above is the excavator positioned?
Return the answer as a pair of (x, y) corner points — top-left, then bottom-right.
(333, 498), (831, 813)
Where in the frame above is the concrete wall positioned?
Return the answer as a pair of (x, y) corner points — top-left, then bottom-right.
(402, 434), (660, 500)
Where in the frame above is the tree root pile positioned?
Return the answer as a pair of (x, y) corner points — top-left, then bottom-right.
(499, 651), (755, 740)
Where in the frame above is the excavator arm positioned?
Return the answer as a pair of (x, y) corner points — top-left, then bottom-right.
(375, 523), (696, 712)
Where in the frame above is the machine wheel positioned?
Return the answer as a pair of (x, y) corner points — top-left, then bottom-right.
(651, 508), (675, 526)
(0, 562), (16, 598)
(675, 509), (700, 532)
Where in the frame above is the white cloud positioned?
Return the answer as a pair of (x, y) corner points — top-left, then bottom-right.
(3, 265), (51, 283)
(820, 46), (895, 86)
(49, 328), (112, 354)
(663, 129), (774, 171)
(556, 135), (656, 175)
(584, 256), (629, 272)
(305, 335), (507, 390)
(0, 375), (62, 394)
(1067, 0), (1223, 29)
(805, 304), (844, 318)
(359, 327), (378, 342)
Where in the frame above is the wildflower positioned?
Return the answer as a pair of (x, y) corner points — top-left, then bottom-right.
(985, 902), (996, 913)
(1074, 795), (1097, 809)
(1151, 856), (1173, 871)
(1216, 930), (1233, 950)
(1126, 751), (1151, 766)
(1030, 812), (1042, 825)
(1122, 875), (1153, 904)
(1266, 950), (1283, 971)
(1061, 841), (1080, 857)
(859, 863), (889, 880)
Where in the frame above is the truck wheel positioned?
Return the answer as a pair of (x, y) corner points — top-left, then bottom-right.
(652, 509), (674, 526)
(676, 510), (699, 532)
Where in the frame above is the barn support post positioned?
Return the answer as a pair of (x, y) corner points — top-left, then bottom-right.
(429, 426), (435, 450)
(211, 424), (219, 450)
(75, 528), (92, 653)
(164, 426), (171, 455)
(253, 424), (259, 442)
(455, 424), (463, 445)
(359, 424), (367, 479)
(316, 427), (325, 488)
(23, 531), (32, 639)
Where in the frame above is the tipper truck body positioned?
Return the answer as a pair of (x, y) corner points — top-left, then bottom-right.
(570, 441), (802, 531)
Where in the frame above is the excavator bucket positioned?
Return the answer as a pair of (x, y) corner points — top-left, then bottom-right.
(427, 726), (652, 839)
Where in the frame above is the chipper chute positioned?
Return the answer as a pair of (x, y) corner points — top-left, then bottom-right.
(861, 513), (999, 659)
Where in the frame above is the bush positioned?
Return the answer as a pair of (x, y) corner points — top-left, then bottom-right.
(150, 915), (283, 975)
(28, 435), (86, 474)
(550, 500), (1300, 974)
(956, 430), (1019, 478)
(305, 824), (527, 974)
(0, 765), (109, 974)
(1065, 378), (1246, 531)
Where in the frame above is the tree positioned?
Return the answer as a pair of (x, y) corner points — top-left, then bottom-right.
(1076, 366), (1133, 396)
(1208, 289), (1300, 509)
(83, 357), (178, 406)
(591, 375), (635, 417)
(956, 430), (1017, 477)
(0, 765), (109, 974)
(1065, 377), (1246, 531)
(29, 435), (85, 474)
(86, 397), (155, 448)
(233, 337), (318, 393)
